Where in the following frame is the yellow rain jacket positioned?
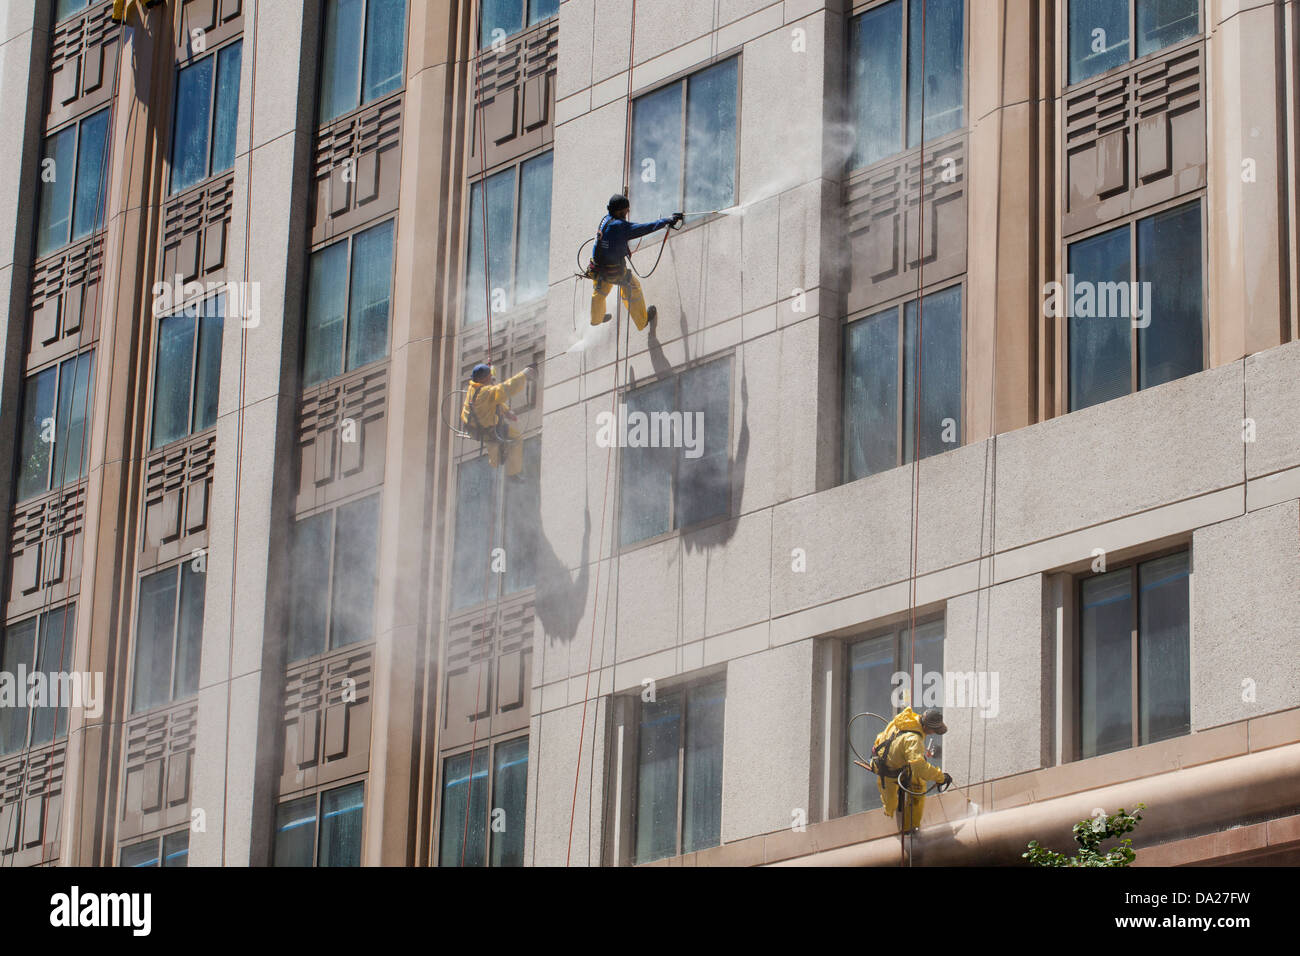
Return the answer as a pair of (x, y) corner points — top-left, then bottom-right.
(111, 0), (163, 25)
(872, 707), (945, 831)
(461, 370), (528, 475)
(462, 370), (527, 432)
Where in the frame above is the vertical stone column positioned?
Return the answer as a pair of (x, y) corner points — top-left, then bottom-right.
(189, 0), (319, 866)
(1208, 0), (1292, 363)
(966, 0), (1047, 438)
(62, 4), (173, 866)
(365, 0), (462, 867)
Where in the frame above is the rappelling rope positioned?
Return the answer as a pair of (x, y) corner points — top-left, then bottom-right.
(457, 0), (510, 867)
(565, 0), (642, 867)
(903, 0), (929, 868)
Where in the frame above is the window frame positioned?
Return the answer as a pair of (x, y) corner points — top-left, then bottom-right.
(624, 676), (727, 865)
(615, 355), (735, 552)
(436, 731), (530, 867)
(1063, 0), (1202, 89)
(302, 217), (397, 388)
(287, 492), (383, 662)
(836, 613), (945, 818)
(447, 435), (542, 614)
(462, 148), (554, 327)
(54, 0), (93, 23)
(0, 604), (77, 756)
(1062, 196), (1207, 413)
(627, 53), (742, 227)
(15, 349), (96, 503)
(316, 0), (409, 126)
(477, 0), (560, 49)
(168, 38), (243, 196)
(148, 293), (224, 451)
(118, 828), (190, 867)
(35, 107), (111, 259)
(128, 559), (205, 716)
(846, 0), (969, 173)
(1073, 544), (1192, 760)
(272, 779), (367, 867)
(841, 279), (966, 483)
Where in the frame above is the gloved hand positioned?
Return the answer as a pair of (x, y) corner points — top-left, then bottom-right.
(671, 211), (684, 226)
(942, 773), (953, 788)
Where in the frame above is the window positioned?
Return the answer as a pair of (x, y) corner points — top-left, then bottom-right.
(438, 735), (529, 867)
(1067, 200), (1203, 412)
(119, 830), (189, 867)
(151, 295), (224, 449)
(449, 438), (540, 612)
(169, 41), (242, 194)
(630, 58), (738, 224)
(1079, 550), (1190, 759)
(287, 495), (381, 661)
(619, 358), (731, 547)
(0, 605), (76, 756)
(273, 782), (364, 866)
(464, 151), (553, 326)
(15, 351), (94, 502)
(849, 0), (965, 169)
(843, 619), (943, 815)
(318, 0), (407, 124)
(55, 0), (92, 19)
(35, 108), (110, 257)
(1068, 0), (1199, 85)
(131, 563), (205, 715)
(479, 0), (559, 47)
(303, 219), (395, 387)
(633, 680), (724, 864)
(843, 285), (962, 482)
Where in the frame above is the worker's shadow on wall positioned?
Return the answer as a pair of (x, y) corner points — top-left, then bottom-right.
(640, 320), (750, 555)
(533, 509), (591, 645)
(682, 367), (748, 554)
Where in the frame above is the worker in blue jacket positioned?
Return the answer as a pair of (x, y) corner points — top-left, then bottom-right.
(588, 194), (682, 329)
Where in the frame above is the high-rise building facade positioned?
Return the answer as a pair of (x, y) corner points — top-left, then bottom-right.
(0, 0), (1297, 868)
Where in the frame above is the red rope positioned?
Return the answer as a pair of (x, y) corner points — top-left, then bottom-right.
(903, 0), (929, 869)
(459, 0), (504, 867)
(565, 0), (641, 866)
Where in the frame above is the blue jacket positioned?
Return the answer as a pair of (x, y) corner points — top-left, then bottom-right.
(593, 213), (674, 266)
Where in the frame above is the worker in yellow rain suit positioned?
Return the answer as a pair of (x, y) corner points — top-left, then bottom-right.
(461, 363), (535, 477)
(587, 194), (682, 330)
(869, 707), (951, 832)
(111, 0), (164, 25)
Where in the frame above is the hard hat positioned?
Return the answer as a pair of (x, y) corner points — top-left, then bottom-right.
(471, 363), (491, 381)
(607, 193), (630, 213)
(920, 708), (948, 735)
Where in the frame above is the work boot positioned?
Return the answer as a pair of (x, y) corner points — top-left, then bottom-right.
(646, 305), (657, 329)
(602, 312), (612, 324)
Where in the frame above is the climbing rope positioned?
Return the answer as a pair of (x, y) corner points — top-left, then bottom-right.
(564, 0), (642, 867)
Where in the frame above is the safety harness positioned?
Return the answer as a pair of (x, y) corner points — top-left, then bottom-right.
(869, 728), (924, 784)
(585, 215), (629, 282)
(460, 380), (510, 445)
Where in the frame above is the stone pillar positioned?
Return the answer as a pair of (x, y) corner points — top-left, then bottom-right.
(1207, 0), (1292, 363)
(189, 0), (320, 866)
